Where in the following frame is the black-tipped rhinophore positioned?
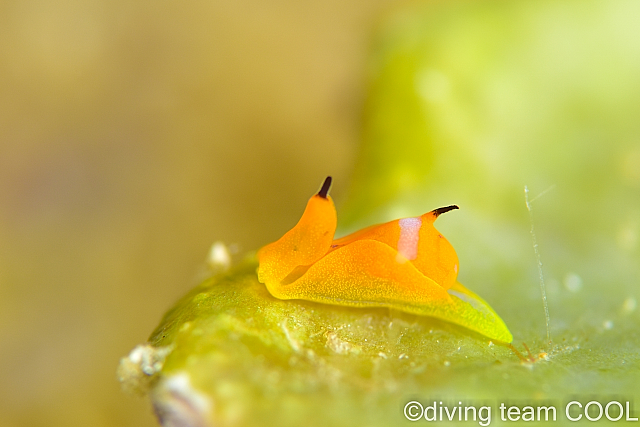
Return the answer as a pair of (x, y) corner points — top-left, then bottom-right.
(318, 176), (332, 199)
(432, 205), (459, 217)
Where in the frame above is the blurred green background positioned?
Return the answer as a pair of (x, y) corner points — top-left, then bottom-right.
(2, 0), (639, 426)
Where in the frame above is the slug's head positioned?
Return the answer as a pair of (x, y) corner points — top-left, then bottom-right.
(257, 177), (337, 285)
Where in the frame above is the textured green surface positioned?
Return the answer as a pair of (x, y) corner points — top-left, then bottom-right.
(141, 0), (640, 425)
(148, 257), (639, 426)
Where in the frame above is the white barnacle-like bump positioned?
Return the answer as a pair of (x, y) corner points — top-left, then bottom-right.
(117, 344), (174, 395)
(152, 373), (212, 427)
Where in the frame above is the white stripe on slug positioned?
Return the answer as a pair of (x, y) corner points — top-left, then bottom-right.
(397, 217), (422, 261)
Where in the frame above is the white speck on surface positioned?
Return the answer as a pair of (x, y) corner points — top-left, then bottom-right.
(117, 344), (174, 395)
(126, 344), (173, 376)
(603, 320), (614, 330)
(398, 353), (409, 359)
(378, 352), (387, 359)
(206, 241), (231, 270)
(564, 273), (583, 292)
(325, 331), (353, 355)
(443, 360), (451, 367)
(128, 346), (144, 364)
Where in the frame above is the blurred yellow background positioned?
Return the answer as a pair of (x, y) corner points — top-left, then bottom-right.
(0, 1), (399, 425)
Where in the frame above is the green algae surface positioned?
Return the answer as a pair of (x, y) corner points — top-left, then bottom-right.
(145, 256), (639, 426)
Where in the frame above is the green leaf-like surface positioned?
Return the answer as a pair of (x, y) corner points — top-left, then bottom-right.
(146, 257), (639, 426)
